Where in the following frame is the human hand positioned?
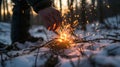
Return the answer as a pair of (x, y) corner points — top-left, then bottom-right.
(38, 7), (62, 31)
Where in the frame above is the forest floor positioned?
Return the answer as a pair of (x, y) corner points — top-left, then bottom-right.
(0, 17), (120, 67)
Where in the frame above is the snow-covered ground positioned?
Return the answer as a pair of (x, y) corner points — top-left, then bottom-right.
(0, 23), (11, 45)
(0, 16), (120, 67)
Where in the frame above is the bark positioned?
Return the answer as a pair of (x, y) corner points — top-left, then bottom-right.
(59, 0), (62, 12)
(0, 0), (2, 21)
(68, 0), (74, 23)
(3, 0), (6, 21)
(81, 0), (87, 30)
(97, 0), (104, 23)
(5, 0), (10, 21)
(11, 0), (31, 43)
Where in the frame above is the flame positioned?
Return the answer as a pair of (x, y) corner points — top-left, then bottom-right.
(55, 20), (78, 47)
(53, 23), (57, 30)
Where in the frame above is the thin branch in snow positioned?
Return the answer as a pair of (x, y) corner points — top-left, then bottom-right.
(34, 48), (40, 67)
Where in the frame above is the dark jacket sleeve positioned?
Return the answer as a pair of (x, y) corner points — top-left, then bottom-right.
(26, 0), (52, 13)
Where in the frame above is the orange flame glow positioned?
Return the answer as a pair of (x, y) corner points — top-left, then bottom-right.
(55, 20), (78, 46)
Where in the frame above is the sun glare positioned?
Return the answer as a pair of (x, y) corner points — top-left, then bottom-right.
(54, 0), (91, 15)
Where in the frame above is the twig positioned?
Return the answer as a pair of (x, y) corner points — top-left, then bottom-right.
(70, 59), (76, 67)
(34, 48), (40, 67)
(0, 39), (56, 61)
(0, 37), (119, 62)
(75, 38), (120, 43)
(1, 53), (5, 67)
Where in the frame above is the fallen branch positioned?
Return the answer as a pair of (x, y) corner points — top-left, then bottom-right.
(0, 37), (120, 61)
(75, 38), (120, 43)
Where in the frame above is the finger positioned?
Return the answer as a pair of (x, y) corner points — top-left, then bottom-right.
(48, 13), (58, 30)
(46, 9), (59, 30)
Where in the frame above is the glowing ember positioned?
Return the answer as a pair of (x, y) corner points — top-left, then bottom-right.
(54, 20), (78, 47)
(47, 17), (78, 49)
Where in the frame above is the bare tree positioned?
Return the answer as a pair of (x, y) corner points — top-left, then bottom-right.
(59, 0), (62, 12)
(67, 0), (70, 7)
(3, 0), (6, 21)
(75, 0), (78, 11)
(90, 0), (96, 22)
(5, 0), (10, 21)
(80, 0), (87, 30)
(69, 0), (74, 23)
(92, 0), (95, 7)
(0, 0), (2, 21)
(97, 0), (104, 24)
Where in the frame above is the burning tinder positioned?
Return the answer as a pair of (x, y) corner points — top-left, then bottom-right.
(48, 20), (79, 49)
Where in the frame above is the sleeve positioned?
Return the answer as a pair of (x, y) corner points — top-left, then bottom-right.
(26, 0), (52, 13)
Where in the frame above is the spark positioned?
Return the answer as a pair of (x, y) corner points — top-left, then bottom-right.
(107, 5), (110, 8)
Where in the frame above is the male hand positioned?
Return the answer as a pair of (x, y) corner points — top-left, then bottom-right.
(38, 7), (62, 31)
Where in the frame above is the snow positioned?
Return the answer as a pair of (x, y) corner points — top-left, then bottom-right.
(3, 52), (48, 67)
(0, 16), (120, 67)
(0, 22), (11, 45)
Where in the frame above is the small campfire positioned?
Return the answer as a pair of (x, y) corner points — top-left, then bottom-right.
(47, 20), (79, 50)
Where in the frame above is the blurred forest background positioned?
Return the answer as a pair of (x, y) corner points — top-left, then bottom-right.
(0, 0), (119, 30)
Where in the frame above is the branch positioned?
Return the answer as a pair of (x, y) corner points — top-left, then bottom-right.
(75, 38), (120, 43)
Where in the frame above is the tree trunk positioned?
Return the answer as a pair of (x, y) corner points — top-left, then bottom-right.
(81, 0), (87, 31)
(91, 0), (96, 22)
(0, 0), (2, 21)
(59, 0), (62, 12)
(11, 0), (31, 43)
(3, 0), (7, 21)
(97, 0), (104, 23)
(75, 0), (78, 11)
(67, 0), (70, 7)
(69, 0), (74, 23)
(92, 0), (95, 7)
(5, 0), (10, 21)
